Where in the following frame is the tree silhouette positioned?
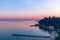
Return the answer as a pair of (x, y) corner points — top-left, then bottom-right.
(36, 16), (60, 40)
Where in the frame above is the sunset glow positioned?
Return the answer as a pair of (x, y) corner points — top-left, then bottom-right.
(0, 0), (60, 18)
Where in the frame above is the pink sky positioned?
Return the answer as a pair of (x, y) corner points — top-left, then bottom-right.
(0, 12), (60, 18)
(0, 0), (60, 18)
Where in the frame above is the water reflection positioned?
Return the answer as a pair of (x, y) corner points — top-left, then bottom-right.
(0, 21), (49, 40)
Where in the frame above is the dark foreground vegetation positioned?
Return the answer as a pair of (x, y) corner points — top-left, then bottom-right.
(35, 16), (60, 40)
(55, 37), (60, 40)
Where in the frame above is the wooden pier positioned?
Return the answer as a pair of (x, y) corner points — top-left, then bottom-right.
(12, 34), (49, 38)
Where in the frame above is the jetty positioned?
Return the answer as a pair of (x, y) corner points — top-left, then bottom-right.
(12, 34), (49, 38)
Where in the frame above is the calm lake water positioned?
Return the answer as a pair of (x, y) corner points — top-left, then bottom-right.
(0, 20), (50, 40)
